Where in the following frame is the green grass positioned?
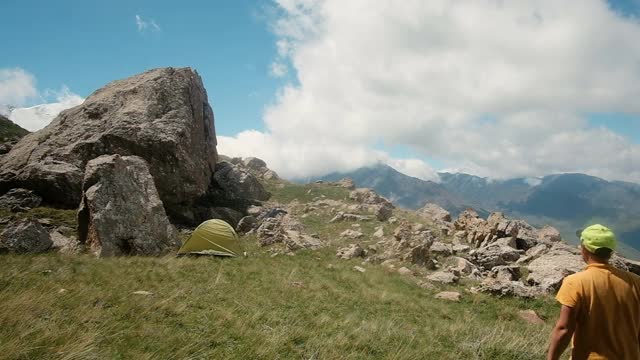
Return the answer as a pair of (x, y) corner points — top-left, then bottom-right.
(0, 116), (29, 142)
(0, 207), (77, 236)
(0, 181), (568, 359)
(0, 240), (563, 360)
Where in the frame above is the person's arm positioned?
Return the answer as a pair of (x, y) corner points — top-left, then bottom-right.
(547, 305), (577, 360)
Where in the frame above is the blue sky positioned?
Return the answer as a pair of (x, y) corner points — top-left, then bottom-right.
(2, 0), (287, 135)
(1, 0), (640, 181)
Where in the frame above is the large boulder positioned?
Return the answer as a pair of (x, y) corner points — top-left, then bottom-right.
(213, 161), (271, 202)
(526, 249), (584, 292)
(0, 68), (218, 220)
(349, 188), (394, 207)
(0, 219), (52, 253)
(418, 203), (451, 223)
(77, 155), (179, 257)
(471, 243), (522, 270)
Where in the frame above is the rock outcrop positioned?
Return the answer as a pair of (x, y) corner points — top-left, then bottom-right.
(0, 219), (52, 253)
(0, 188), (42, 212)
(78, 155), (179, 257)
(0, 68), (217, 221)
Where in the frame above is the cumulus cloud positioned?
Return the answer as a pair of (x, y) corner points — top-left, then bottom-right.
(135, 15), (160, 32)
(0, 68), (37, 115)
(9, 86), (84, 131)
(221, 0), (640, 183)
(269, 62), (288, 77)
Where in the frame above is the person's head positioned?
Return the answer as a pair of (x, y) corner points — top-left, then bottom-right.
(579, 224), (617, 264)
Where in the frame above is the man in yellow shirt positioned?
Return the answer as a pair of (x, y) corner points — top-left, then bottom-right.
(547, 224), (640, 360)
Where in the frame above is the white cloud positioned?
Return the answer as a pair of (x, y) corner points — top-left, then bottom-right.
(269, 62), (288, 77)
(222, 0), (640, 182)
(0, 68), (37, 114)
(9, 86), (84, 132)
(135, 15), (160, 32)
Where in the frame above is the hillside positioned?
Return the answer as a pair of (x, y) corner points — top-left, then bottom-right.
(0, 180), (564, 360)
(321, 166), (640, 259)
(319, 164), (489, 217)
(0, 114), (29, 143)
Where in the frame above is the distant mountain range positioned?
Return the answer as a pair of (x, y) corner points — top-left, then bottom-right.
(318, 164), (640, 259)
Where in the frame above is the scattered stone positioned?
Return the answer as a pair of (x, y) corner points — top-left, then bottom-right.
(332, 178), (356, 190)
(77, 155), (179, 257)
(0, 219), (52, 253)
(435, 291), (461, 302)
(132, 291), (154, 296)
(472, 244), (522, 270)
(451, 256), (477, 276)
(58, 289), (68, 294)
(417, 281), (436, 290)
(336, 244), (365, 259)
(473, 279), (544, 299)
(519, 310), (545, 325)
(418, 203), (452, 223)
(427, 271), (459, 284)
(353, 266), (366, 273)
(247, 205), (264, 217)
(330, 212), (373, 223)
(375, 204), (394, 221)
(398, 267), (413, 276)
(388, 217), (398, 224)
(430, 242), (453, 256)
(50, 230), (80, 254)
(340, 229), (364, 239)
(349, 188), (394, 207)
(452, 244), (471, 253)
(493, 237), (517, 249)
(491, 265), (521, 282)
(373, 228), (385, 238)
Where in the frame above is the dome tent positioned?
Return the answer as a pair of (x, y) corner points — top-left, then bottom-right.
(177, 219), (241, 257)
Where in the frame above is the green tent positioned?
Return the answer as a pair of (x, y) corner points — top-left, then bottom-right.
(177, 219), (242, 257)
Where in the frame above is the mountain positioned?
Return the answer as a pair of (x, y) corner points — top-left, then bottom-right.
(318, 164), (490, 217)
(318, 166), (640, 259)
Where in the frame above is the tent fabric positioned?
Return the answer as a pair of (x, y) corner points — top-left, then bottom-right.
(177, 219), (241, 257)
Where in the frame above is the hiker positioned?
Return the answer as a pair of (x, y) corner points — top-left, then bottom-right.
(547, 224), (640, 360)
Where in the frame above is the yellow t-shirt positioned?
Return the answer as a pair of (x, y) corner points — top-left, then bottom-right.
(556, 263), (640, 360)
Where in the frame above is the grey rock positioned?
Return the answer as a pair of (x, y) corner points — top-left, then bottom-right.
(337, 244), (365, 259)
(473, 279), (544, 299)
(427, 271), (459, 284)
(472, 244), (522, 270)
(451, 256), (477, 276)
(430, 241), (453, 256)
(213, 161), (271, 201)
(418, 203), (451, 223)
(526, 249), (584, 292)
(0, 219), (52, 253)
(493, 237), (517, 249)
(208, 207), (244, 228)
(330, 212), (373, 223)
(340, 229), (364, 239)
(398, 267), (413, 276)
(50, 230), (80, 254)
(242, 157), (267, 171)
(349, 188), (394, 207)
(77, 155), (179, 257)
(332, 178), (356, 190)
(538, 226), (562, 243)
(490, 265), (521, 282)
(0, 188), (42, 212)
(0, 68), (218, 220)
(375, 203), (394, 221)
(236, 216), (257, 234)
(435, 291), (461, 302)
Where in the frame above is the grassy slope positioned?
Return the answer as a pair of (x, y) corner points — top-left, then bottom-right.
(0, 181), (565, 359)
(0, 115), (29, 142)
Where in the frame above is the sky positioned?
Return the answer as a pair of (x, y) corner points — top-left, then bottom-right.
(1, 0), (640, 183)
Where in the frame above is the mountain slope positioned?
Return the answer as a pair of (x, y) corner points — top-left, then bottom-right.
(319, 164), (489, 216)
(318, 166), (640, 259)
(0, 114), (29, 143)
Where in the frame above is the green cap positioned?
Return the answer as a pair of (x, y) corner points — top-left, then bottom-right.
(580, 224), (617, 253)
